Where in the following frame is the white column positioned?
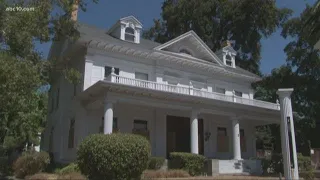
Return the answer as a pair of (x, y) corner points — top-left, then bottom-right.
(190, 110), (199, 154)
(104, 102), (113, 134)
(231, 117), (241, 160)
(277, 88), (299, 180)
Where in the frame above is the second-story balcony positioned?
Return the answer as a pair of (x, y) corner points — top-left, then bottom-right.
(105, 73), (280, 111)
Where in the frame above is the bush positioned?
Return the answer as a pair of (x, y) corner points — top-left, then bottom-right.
(169, 152), (206, 176)
(298, 153), (314, 180)
(148, 157), (166, 170)
(57, 172), (87, 180)
(13, 150), (50, 178)
(142, 170), (190, 179)
(56, 163), (80, 175)
(25, 173), (58, 180)
(77, 133), (151, 180)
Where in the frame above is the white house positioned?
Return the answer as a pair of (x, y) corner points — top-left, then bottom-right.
(42, 16), (284, 175)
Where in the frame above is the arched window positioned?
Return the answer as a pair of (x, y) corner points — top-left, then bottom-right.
(225, 54), (232, 66)
(125, 27), (135, 42)
(179, 49), (192, 56)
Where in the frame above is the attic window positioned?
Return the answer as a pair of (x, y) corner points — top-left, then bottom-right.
(125, 27), (135, 42)
(179, 49), (192, 56)
(226, 54), (232, 66)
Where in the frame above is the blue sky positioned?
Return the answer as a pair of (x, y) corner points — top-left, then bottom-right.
(36, 0), (316, 75)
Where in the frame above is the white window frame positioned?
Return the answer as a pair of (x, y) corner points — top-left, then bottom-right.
(125, 27), (135, 42)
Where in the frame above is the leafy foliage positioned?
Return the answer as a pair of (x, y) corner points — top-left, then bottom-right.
(57, 172), (87, 180)
(77, 133), (151, 180)
(0, 0), (99, 158)
(169, 152), (206, 176)
(142, 170), (190, 179)
(148, 157), (166, 170)
(13, 150), (50, 178)
(56, 163), (79, 175)
(143, 0), (292, 75)
(254, 1), (320, 153)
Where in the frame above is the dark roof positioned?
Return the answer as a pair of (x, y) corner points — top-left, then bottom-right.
(77, 23), (260, 79)
(77, 23), (161, 50)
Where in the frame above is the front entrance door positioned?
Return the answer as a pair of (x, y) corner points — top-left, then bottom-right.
(166, 116), (190, 158)
(166, 116), (204, 158)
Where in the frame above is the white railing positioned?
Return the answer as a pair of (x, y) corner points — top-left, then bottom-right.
(106, 74), (280, 110)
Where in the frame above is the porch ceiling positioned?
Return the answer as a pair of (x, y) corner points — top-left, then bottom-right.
(78, 80), (280, 124)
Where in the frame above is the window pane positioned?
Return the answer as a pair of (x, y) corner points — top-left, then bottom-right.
(134, 120), (147, 131)
(125, 34), (135, 42)
(235, 91), (242, 97)
(125, 27), (135, 35)
(135, 72), (148, 81)
(215, 87), (226, 94)
(105, 66), (119, 77)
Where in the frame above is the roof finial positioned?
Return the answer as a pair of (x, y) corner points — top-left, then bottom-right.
(222, 40), (231, 47)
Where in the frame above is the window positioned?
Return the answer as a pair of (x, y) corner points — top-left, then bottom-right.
(234, 90), (243, 97)
(179, 49), (192, 56)
(56, 88), (60, 109)
(226, 54), (232, 66)
(240, 129), (246, 152)
(133, 120), (148, 131)
(73, 84), (77, 96)
(105, 66), (119, 78)
(217, 127), (227, 136)
(215, 87), (226, 94)
(68, 118), (75, 148)
(135, 72), (148, 81)
(217, 127), (228, 152)
(125, 27), (135, 42)
(100, 117), (118, 133)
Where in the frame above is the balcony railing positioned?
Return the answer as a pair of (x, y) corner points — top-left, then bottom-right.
(106, 74), (280, 110)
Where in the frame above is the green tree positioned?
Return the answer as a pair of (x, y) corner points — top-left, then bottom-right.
(254, 1), (320, 154)
(0, 0), (98, 151)
(143, 0), (292, 75)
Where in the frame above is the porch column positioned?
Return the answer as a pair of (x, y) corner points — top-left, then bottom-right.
(104, 101), (113, 134)
(277, 88), (299, 180)
(190, 110), (199, 154)
(231, 116), (241, 160)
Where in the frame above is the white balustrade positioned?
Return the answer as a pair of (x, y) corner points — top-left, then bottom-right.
(105, 74), (279, 110)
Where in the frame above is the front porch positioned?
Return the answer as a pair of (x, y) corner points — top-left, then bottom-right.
(76, 80), (280, 175)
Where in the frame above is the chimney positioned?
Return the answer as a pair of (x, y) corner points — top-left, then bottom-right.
(71, 0), (79, 21)
(221, 40), (231, 47)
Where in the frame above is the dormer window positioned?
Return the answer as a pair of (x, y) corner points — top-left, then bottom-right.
(226, 54), (232, 66)
(125, 27), (135, 42)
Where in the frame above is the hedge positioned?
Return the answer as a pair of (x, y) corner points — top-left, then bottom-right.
(56, 163), (80, 175)
(148, 157), (166, 170)
(77, 133), (151, 180)
(169, 152), (206, 176)
(13, 150), (50, 178)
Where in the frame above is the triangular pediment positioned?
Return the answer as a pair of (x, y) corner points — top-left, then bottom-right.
(154, 31), (223, 65)
(120, 16), (142, 28)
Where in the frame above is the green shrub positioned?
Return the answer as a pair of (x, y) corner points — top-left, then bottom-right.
(142, 169), (190, 179)
(148, 157), (166, 170)
(57, 172), (87, 180)
(298, 153), (314, 180)
(77, 133), (151, 180)
(169, 152), (205, 176)
(25, 173), (58, 180)
(57, 163), (80, 175)
(13, 150), (50, 178)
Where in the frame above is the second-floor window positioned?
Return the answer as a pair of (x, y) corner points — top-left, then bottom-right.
(215, 87), (226, 94)
(234, 90), (243, 97)
(135, 72), (148, 81)
(105, 66), (119, 78)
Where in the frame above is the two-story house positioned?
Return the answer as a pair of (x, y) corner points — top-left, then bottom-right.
(42, 16), (282, 174)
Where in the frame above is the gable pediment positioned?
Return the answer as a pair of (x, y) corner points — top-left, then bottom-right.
(154, 31), (223, 65)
